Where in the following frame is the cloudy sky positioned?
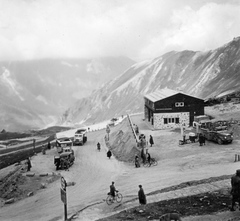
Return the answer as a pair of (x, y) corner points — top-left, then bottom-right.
(0, 0), (240, 61)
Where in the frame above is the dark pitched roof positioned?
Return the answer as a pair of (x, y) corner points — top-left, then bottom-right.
(144, 88), (202, 102)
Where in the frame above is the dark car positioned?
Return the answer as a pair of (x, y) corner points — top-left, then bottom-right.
(201, 128), (233, 145)
(212, 131), (233, 144)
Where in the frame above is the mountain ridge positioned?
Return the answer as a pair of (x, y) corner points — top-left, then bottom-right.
(61, 37), (240, 126)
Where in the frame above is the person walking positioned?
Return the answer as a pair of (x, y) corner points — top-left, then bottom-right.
(107, 150), (112, 159)
(141, 148), (146, 164)
(42, 145), (46, 154)
(97, 142), (101, 151)
(47, 141), (51, 150)
(231, 170), (240, 211)
(198, 133), (204, 146)
(26, 157), (32, 172)
(135, 155), (140, 168)
(149, 135), (154, 147)
(138, 185), (147, 205)
(146, 151), (151, 165)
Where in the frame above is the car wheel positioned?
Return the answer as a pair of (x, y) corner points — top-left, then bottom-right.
(217, 138), (223, 145)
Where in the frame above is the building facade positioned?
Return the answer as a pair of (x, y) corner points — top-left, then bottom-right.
(144, 89), (204, 129)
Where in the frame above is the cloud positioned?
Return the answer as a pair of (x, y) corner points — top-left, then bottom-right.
(0, 0), (239, 61)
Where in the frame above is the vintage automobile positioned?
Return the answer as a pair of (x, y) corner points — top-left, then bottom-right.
(73, 129), (87, 145)
(54, 151), (75, 170)
(201, 120), (233, 145)
(56, 137), (73, 153)
(193, 115), (211, 128)
(56, 137), (73, 147)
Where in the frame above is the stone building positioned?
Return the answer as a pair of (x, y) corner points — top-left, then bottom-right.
(144, 88), (204, 129)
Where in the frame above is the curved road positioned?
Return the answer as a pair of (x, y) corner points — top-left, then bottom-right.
(1, 122), (240, 221)
(0, 130), (127, 221)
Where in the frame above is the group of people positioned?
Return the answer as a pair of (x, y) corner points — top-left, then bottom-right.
(134, 134), (154, 168)
(135, 149), (151, 167)
(109, 182), (147, 205)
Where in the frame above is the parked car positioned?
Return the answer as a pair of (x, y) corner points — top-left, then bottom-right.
(202, 129), (233, 144)
(201, 120), (233, 145)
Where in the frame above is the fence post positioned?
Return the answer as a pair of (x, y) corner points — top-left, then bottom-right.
(127, 114), (139, 145)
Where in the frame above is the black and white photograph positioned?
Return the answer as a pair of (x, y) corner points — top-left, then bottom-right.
(0, 0), (240, 220)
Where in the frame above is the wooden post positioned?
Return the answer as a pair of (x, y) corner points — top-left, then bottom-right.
(61, 176), (67, 221)
(33, 139), (36, 154)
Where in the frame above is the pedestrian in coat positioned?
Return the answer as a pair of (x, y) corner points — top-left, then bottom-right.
(141, 148), (146, 164)
(26, 157), (32, 171)
(231, 170), (240, 211)
(149, 135), (154, 147)
(107, 150), (112, 159)
(97, 142), (101, 151)
(146, 151), (151, 165)
(135, 156), (140, 168)
(47, 141), (51, 150)
(198, 133), (204, 146)
(138, 185), (147, 205)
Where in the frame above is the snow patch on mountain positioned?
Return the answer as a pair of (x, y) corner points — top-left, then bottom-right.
(216, 89), (237, 98)
(36, 95), (48, 105)
(61, 61), (78, 68)
(143, 59), (164, 94)
(0, 67), (24, 101)
(132, 59), (152, 69)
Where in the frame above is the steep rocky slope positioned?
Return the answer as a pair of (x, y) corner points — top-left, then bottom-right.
(62, 37), (240, 126)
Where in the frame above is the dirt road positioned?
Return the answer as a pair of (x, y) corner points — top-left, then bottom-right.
(1, 115), (240, 221)
(0, 130), (126, 221)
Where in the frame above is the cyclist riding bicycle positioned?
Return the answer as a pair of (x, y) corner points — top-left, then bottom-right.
(110, 181), (117, 200)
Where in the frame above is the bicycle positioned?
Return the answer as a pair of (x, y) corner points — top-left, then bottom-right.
(106, 190), (123, 205)
(143, 158), (158, 167)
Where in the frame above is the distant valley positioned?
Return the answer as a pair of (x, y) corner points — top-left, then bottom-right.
(0, 57), (135, 131)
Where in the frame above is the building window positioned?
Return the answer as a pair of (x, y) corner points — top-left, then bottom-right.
(175, 118), (179, 124)
(164, 118), (168, 124)
(175, 102), (184, 107)
(163, 117), (180, 124)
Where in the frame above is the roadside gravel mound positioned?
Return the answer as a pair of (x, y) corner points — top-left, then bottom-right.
(106, 118), (139, 162)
